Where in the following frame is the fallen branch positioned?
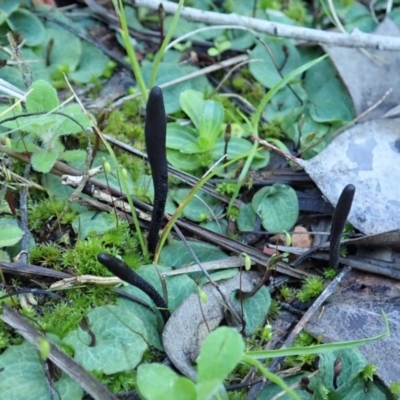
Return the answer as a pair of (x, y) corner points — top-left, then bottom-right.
(133, 0), (400, 51)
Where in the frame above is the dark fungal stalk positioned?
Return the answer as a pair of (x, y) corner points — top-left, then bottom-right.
(144, 86), (168, 255)
(97, 253), (170, 323)
(329, 184), (355, 268)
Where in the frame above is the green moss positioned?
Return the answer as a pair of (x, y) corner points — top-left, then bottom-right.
(39, 302), (86, 338)
(323, 268), (337, 279)
(93, 369), (137, 393)
(104, 99), (143, 142)
(279, 285), (295, 302)
(62, 235), (116, 275)
(390, 381), (400, 394)
(117, 152), (143, 182)
(62, 220), (140, 275)
(228, 206), (240, 220)
(29, 244), (62, 268)
(267, 299), (281, 319)
(297, 276), (325, 302)
(260, 118), (284, 140)
(216, 182), (238, 196)
(285, 331), (317, 367)
(284, 1), (308, 23)
(28, 198), (77, 231)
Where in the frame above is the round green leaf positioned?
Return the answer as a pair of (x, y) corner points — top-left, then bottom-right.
(26, 80), (59, 112)
(69, 41), (110, 83)
(0, 0), (19, 16)
(64, 305), (148, 375)
(7, 9), (46, 46)
(137, 364), (196, 400)
(31, 150), (58, 173)
(252, 184), (299, 232)
(0, 341), (83, 400)
(141, 62), (211, 114)
(304, 58), (355, 123)
(45, 25), (82, 72)
(237, 203), (257, 232)
(249, 38), (302, 88)
(197, 327), (244, 393)
(231, 285), (271, 336)
(0, 224), (23, 248)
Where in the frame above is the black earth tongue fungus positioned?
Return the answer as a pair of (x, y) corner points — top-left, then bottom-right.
(97, 253), (170, 323)
(329, 184), (356, 268)
(144, 86), (168, 255)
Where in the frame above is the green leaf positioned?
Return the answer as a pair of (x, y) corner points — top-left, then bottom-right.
(160, 240), (227, 280)
(304, 58), (355, 123)
(198, 100), (224, 149)
(118, 291), (164, 351)
(264, 84), (307, 123)
(258, 373), (310, 400)
(41, 173), (74, 201)
(196, 327), (244, 398)
(44, 24), (82, 73)
(200, 218), (228, 236)
(212, 137), (270, 177)
(137, 364), (196, 400)
(26, 80), (59, 112)
(7, 9), (46, 46)
(141, 62), (211, 114)
(53, 103), (93, 134)
(166, 123), (202, 153)
(31, 150), (58, 173)
(119, 264), (197, 313)
(0, 340), (83, 400)
(0, 224), (23, 247)
(60, 149), (87, 164)
(179, 90), (205, 130)
(166, 148), (202, 171)
(237, 203), (257, 231)
(0, 49), (50, 90)
(71, 211), (118, 240)
(171, 188), (222, 222)
(170, 377), (197, 400)
(69, 41), (110, 83)
(232, 286), (271, 336)
(252, 184), (299, 232)
(64, 305), (148, 374)
(249, 38), (302, 88)
(0, 0), (19, 16)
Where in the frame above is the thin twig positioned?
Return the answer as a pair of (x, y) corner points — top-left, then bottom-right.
(134, 0), (400, 51)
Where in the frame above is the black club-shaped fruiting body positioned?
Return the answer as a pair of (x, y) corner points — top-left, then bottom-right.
(329, 184), (355, 268)
(97, 253), (170, 323)
(144, 86), (168, 255)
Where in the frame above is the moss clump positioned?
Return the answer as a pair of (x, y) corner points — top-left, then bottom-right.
(28, 198), (77, 231)
(285, 331), (317, 367)
(297, 276), (325, 302)
(62, 220), (140, 275)
(29, 243), (62, 268)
